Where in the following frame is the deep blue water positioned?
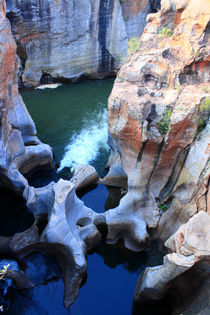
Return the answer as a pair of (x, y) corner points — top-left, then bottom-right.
(2, 80), (171, 315)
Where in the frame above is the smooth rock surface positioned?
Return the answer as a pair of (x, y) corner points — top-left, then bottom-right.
(70, 164), (99, 191)
(41, 179), (101, 307)
(6, 0), (156, 86)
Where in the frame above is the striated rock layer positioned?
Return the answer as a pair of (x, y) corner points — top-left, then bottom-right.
(5, 0), (159, 86)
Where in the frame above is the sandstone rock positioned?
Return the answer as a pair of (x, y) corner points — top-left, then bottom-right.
(134, 211), (210, 304)
(104, 0), (210, 251)
(100, 133), (128, 188)
(10, 223), (39, 252)
(0, 0), (54, 197)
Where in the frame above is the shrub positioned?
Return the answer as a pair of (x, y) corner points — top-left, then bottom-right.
(157, 108), (173, 135)
(159, 204), (167, 212)
(128, 38), (140, 55)
(158, 27), (173, 37)
(197, 97), (210, 134)
(0, 264), (10, 313)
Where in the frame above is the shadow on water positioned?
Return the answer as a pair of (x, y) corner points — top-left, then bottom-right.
(0, 187), (34, 237)
(26, 168), (60, 188)
(77, 184), (125, 213)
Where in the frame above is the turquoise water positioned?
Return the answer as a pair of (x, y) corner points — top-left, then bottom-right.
(21, 79), (114, 177)
(16, 80), (171, 315)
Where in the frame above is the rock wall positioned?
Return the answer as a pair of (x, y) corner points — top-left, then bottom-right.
(0, 0), (54, 207)
(5, 0), (158, 87)
(103, 0), (210, 312)
(104, 0), (210, 242)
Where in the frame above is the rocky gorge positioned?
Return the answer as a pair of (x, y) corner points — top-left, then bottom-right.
(0, 0), (209, 314)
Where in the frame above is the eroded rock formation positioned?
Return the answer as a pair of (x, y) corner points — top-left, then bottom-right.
(0, 0), (210, 313)
(102, 0), (210, 312)
(5, 0), (159, 86)
(134, 211), (210, 305)
(103, 0), (210, 250)
(0, 0), (54, 210)
(0, 1), (100, 307)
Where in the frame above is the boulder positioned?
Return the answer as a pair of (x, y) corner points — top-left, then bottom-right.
(70, 164), (99, 191)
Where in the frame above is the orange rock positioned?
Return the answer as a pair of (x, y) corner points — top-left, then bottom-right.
(105, 0), (210, 242)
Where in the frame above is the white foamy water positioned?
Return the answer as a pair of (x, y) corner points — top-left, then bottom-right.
(58, 109), (109, 171)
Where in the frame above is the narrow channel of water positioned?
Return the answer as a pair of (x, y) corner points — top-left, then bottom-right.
(6, 79), (172, 315)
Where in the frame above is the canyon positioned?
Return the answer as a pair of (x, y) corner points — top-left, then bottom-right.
(0, 0), (209, 314)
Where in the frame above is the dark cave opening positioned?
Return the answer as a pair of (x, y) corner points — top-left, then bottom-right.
(0, 186), (34, 237)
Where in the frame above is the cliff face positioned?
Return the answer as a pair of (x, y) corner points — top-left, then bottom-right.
(103, 0), (210, 311)
(5, 0), (158, 86)
(0, 0), (53, 200)
(104, 0), (209, 246)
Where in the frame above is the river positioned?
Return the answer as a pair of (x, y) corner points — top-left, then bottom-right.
(4, 79), (170, 315)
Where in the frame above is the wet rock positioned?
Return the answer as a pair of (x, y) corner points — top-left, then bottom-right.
(70, 164), (99, 191)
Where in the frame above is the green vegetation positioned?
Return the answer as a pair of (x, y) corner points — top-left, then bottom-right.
(191, 47), (198, 58)
(158, 27), (173, 37)
(120, 56), (128, 65)
(120, 38), (140, 66)
(128, 37), (140, 55)
(159, 204), (167, 212)
(157, 109), (173, 135)
(197, 97), (210, 134)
